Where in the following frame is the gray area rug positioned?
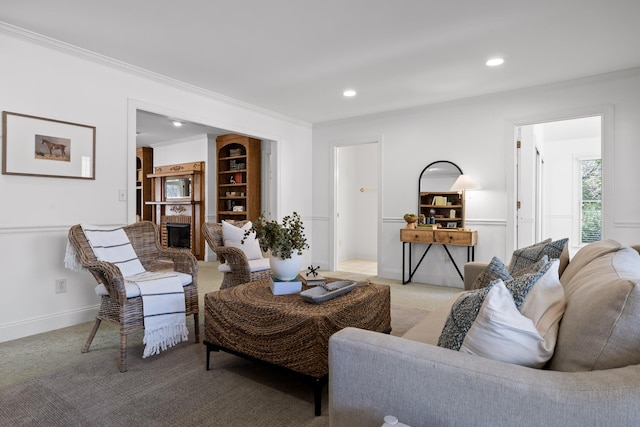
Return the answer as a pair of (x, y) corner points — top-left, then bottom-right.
(0, 305), (426, 427)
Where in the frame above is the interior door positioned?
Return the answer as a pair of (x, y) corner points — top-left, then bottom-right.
(516, 116), (602, 252)
(516, 126), (537, 248)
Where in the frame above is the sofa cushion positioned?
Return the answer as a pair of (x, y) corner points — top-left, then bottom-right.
(549, 240), (640, 371)
(508, 238), (568, 275)
(437, 260), (564, 368)
(403, 295), (459, 345)
(559, 239), (620, 286)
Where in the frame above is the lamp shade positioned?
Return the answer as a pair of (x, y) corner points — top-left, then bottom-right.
(450, 174), (481, 191)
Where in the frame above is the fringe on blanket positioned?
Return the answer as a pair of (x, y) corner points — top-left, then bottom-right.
(143, 324), (190, 358)
(64, 240), (85, 272)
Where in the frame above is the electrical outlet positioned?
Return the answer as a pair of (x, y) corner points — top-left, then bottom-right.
(55, 278), (67, 294)
(118, 189), (127, 201)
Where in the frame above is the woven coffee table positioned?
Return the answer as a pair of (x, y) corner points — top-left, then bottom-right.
(203, 278), (391, 416)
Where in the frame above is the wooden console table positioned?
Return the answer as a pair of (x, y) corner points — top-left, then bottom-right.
(401, 228), (478, 284)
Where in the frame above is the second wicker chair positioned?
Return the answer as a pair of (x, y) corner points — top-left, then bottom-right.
(202, 221), (272, 289)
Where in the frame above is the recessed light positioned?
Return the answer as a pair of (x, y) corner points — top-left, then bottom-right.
(343, 89), (357, 97)
(172, 121), (183, 127)
(485, 58), (504, 67)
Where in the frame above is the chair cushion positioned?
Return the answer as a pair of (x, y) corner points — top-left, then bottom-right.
(437, 259), (565, 368)
(94, 271), (192, 298)
(549, 240), (640, 371)
(218, 257), (271, 273)
(221, 220), (263, 260)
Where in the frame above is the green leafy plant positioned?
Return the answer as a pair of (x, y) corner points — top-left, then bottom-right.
(243, 212), (309, 259)
(404, 213), (418, 222)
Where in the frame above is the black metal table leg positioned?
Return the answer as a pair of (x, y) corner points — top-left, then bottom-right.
(442, 244), (464, 282)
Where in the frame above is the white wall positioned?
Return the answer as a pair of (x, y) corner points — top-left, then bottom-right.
(312, 69), (640, 288)
(151, 135), (209, 168)
(0, 30), (312, 342)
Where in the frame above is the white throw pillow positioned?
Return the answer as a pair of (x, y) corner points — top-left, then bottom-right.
(221, 220), (263, 260)
(438, 259), (565, 368)
(460, 281), (552, 368)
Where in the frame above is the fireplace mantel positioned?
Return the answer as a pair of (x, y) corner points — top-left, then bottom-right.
(146, 161), (205, 260)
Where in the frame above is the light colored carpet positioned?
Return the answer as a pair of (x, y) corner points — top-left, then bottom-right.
(0, 304), (426, 427)
(0, 261), (460, 426)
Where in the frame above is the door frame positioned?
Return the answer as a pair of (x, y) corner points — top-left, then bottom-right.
(329, 136), (384, 272)
(506, 104), (614, 255)
(127, 99), (282, 225)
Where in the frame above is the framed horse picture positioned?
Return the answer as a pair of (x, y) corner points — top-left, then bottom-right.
(2, 111), (96, 179)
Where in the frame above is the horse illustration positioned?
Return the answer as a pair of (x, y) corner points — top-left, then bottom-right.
(41, 139), (67, 157)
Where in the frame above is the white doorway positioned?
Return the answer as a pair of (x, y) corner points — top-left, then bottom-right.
(516, 116), (602, 256)
(334, 142), (379, 275)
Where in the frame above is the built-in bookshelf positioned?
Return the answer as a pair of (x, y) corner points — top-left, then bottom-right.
(216, 134), (261, 222)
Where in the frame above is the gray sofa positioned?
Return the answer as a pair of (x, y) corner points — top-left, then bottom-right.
(328, 239), (640, 426)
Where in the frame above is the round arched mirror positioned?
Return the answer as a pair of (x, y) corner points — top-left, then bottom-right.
(418, 160), (462, 193)
(417, 160), (463, 226)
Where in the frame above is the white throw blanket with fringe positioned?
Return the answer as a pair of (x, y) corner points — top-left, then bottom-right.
(126, 271), (189, 358)
(66, 225), (188, 358)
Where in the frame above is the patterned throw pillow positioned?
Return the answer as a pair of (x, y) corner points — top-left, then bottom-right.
(508, 238), (568, 275)
(438, 260), (565, 368)
(469, 256), (512, 290)
(471, 255), (549, 290)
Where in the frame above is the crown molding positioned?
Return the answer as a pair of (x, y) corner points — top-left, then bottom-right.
(0, 21), (312, 129)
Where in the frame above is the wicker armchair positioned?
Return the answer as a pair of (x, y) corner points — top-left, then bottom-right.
(68, 221), (199, 372)
(202, 221), (271, 289)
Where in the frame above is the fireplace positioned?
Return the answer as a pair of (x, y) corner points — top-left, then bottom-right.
(166, 223), (191, 249)
(160, 215), (193, 253)
(147, 161), (204, 260)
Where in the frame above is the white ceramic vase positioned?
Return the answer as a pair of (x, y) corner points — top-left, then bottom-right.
(269, 252), (303, 281)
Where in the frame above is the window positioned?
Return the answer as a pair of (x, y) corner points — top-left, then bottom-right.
(580, 158), (601, 244)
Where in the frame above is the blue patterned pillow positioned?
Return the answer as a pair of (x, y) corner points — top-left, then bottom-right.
(437, 286), (493, 351)
(508, 238), (568, 275)
(470, 256), (512, 290)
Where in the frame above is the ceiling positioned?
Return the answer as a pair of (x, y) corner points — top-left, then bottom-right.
(1, 1), (639, 129)
(135, 111), (228, 147)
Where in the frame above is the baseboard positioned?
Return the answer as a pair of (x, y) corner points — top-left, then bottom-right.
(0, 305), (98, 343)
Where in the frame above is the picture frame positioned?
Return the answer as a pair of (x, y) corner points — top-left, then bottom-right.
(446, 222), (458, 228)
(2, 111), (96, 179)
(232, 205), (244, 212)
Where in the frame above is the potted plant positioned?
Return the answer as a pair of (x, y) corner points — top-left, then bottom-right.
(244, 211), (309, 280)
